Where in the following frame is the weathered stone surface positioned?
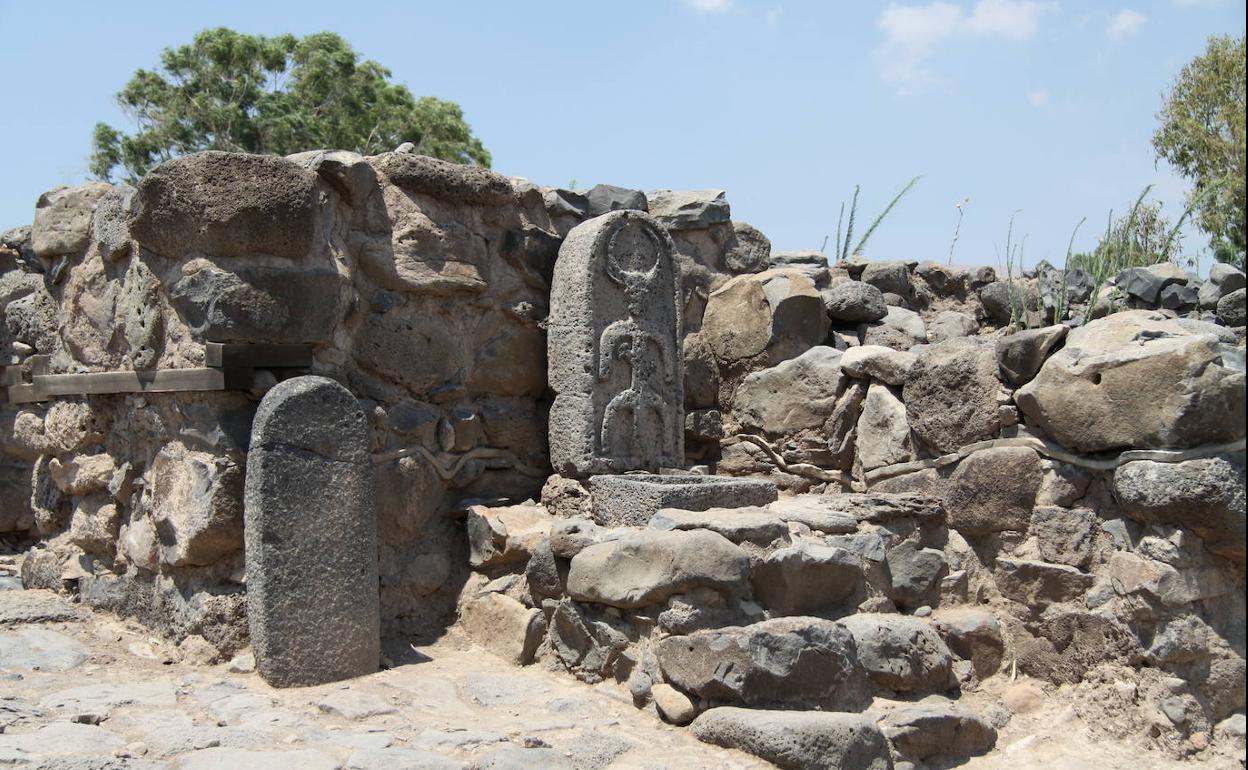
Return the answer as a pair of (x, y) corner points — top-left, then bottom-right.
(465, 503), (552, 569)
(682, 332), (720, 409)
(733, 346), (845, 436)
(1198, 262), (1246, 309)
(751, 542), (862, 615)
(1030, 506), (1096, 568)
(881, 702), (996, 761)
(129, 152), (319, 259)
(91, 184), (134, 261)
(1014, 611), (1141, 683)
(1113, 455), (1246, 562)
(818, 492), (945, 525)
(839, 614), (953, 693)
(915, 261), (969, 295)
(179, 748), (341, 770)
(824, 281), (887, 323)
(651, 683), (698, 725)
(587, 474), (776, 528)
(979, 280), (1019, 323)
(245, 376), (379, 687)
(943, 447), (1042, 535)
(885, 540), (945, 608)
(725, 221), (771, 273)
(1117, 262), (1188, 304)
(1016, 311), (1244, 452)
(927, 310), (979, 343)
(658, 617), (867, 710)
(861, 306), (926, 350)
(702, 268), (829, 365)
(691, 708), (892, 770)
(1218, 287), (1246, 326)
(1107, 551), (1203, 607)
(170, 262), (341, 344)
(856, 383), (913, 471)
(372, 151), (513, 206)
(905, 338), (1001, 453)
(933, 609), (1004, 678)
(345, 748), (461, 770)
(650, 507), (787, 546)
(548, 211), (683, 476)
(148, 442), (243, 567)
(585, 184), (648, 216)
(860, 261), (912, 299)
(647, 189), (731, 230)
(566, 529), (749, 608)
(997, 324), (1067, 387)
(767, 497), (860, 533)
(32, 183), (111, 257)
(839, 345), (914, 385)
(459, 592), (546, 665)
(994, 558), (1093, 606)
(1159, 282), (1199, 310)
(0, 627), (87, 670)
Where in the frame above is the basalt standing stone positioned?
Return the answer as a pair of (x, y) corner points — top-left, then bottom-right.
(548, 210), (683, 477)
(244, 376), (379, 687)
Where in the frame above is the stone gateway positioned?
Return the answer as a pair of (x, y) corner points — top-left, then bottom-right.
(548, 210), (684, 477)
(244, 375), (380, 687)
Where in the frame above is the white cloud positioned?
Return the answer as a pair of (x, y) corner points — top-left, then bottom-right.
(1107, 9), (1146, 38)
(877, 0), (1057, 92)
(965, 0), (1056, 40)
(683, 0), (731, 12)
(1026, 89), (1050, 107)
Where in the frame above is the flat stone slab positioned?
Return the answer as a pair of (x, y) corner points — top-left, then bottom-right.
(0, 590), (84, 625)
(0, 627), (88, 671)
(245, 375), (380, 687)
(589, 474), (778, 527)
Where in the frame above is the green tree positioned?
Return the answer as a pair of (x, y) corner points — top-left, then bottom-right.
(1152, 34), (1245, 269)
(90, 28), (490, 182)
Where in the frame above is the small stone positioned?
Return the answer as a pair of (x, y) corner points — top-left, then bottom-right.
(1002, 682), (1044, 714)
(651, 683), (698, 725)
(226, 653), (256, 673)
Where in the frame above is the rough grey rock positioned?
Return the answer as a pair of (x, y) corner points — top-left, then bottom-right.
(701, 269), (830, 366)
(881, 702), (996, 761)
(1113, 455), (1246, 562)
(860, 261), (912, 299)
(587, 474), (776, 528)
(933, 609), (1004, 678)
(978, 281), (1016, 323)
(245, 376), (379, 687)
(860, 306), (926, 351)
(372, 151), (513, 206)
(942, 447), (1042, 535)
(994, 558), (1093, 606)
(1159, 282), (1199, 310)
(1198, 262), (1246, 309)
(657, 617), (868, 710)
(0, 627), (88, 670)
(474, 746), (575, 770)
(1015, 311), (1244, 452)
(725, 221), (771, 273)
(839, 345), (914, 386)
(1218, 287), (1246, 326)
(915, 262), (969, 296)
(32, 183), (112, 257)
(146, 443), (243, 568)
(926, 310), (979, 343)
(548, 211), (683, 477)
(905, 338), (1001, 453)
(129, 152), (319, 259)
(169, 263), (341, 344)
(651, 682), (698, 725)
(691, 708), (892, 770)
(178, 748), (341, 770)
(585, 184), (648, 216)
(733, 346), (845, 436)
(91, 184), (134, 261)
(1013, 610), (1141, 684)
(650, 507), (787, 546)
(465, 504), (551, 569)
(647, 189), (731, 230)
(816, 493), (945, 525)
(856, 383), (914, 471)
(1117, 262), (1188, 304)
(458, 592), (545, 665)
(682, 332), (720, 409)
(996, 325), (1067, 386)
(345, 748), (462, 770)
(839, 614), (953, 693)
(885, 540), (945, 608)
(1030, 506), (1096, 568)
(566, 529), (750, 608)
(751, 542), (862, 615)
(824, 281), (888, 323)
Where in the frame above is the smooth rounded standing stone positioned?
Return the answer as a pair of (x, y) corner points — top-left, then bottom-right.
(245, 375), (380, 687)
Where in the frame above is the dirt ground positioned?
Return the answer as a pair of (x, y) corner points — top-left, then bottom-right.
(0, 587), (1242, 769)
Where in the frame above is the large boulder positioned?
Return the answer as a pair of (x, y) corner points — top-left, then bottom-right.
(860, 260), (912, 299)
(725, 221), (771, 274)
(732, 346), (844, 436)
(565, 529), (749, 608)
(905, 338), (1002, 453)
(1218, 287), (1246, 327)
(1198, 262), (1246, 309)
(932, 609), (1004, 678)
(647, 189), (731, 230)
(942, 446), (1043, 535)
(824, 281), (887, 323)
(1117, 262), (1188, 304)
(996, 324), (1067, 387)
(147, 442), (244, 568)
(691, 708), (892, 770)
(855, 383), (914, 471)
(32, 183), (112, 257)
(994, 558), (1093, 606)
(1113, 455), (1246, 562)
(657, 617), (868, 710)
(701, 269), (829, 366)
(839, 614), (953, 693)
(1015, 311), (1244, 452)
(839, 345), (914, 386)
(751, 542), (863, 615)
(169, 262), (341, 344)
(129, 152), (320, 259)
(860, 306), (926, 350)
(880, 702), (996, 762)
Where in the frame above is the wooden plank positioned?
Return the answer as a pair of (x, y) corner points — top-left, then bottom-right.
(1, 366), (26, 387)
(6, 384), (39, 404)
(25, 368), (226, 400)
(205, 342), (313, 370)
(27, 355), (50, 376)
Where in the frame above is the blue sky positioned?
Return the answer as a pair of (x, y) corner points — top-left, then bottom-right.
(0, 0), (1243, 269)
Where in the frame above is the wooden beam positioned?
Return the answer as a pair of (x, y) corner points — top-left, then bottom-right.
(8, 368), (227, 404)
(205, 342), (313, 370)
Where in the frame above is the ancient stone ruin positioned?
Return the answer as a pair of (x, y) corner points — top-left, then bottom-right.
(0, 148), (1245, 769)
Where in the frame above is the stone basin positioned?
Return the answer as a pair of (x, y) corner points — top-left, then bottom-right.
(588, 474), (778, 527)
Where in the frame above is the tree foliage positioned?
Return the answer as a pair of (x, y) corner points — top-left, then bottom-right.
(90, 28), (491, 182)
(1152, 34), (1245, 268)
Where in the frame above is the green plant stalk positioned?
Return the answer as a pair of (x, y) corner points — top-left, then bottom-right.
(853, 175), (921, 256)
(841, 186), (860, 261)
(835, 202), (845, 260)
(1053, 217), (1086, 325)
